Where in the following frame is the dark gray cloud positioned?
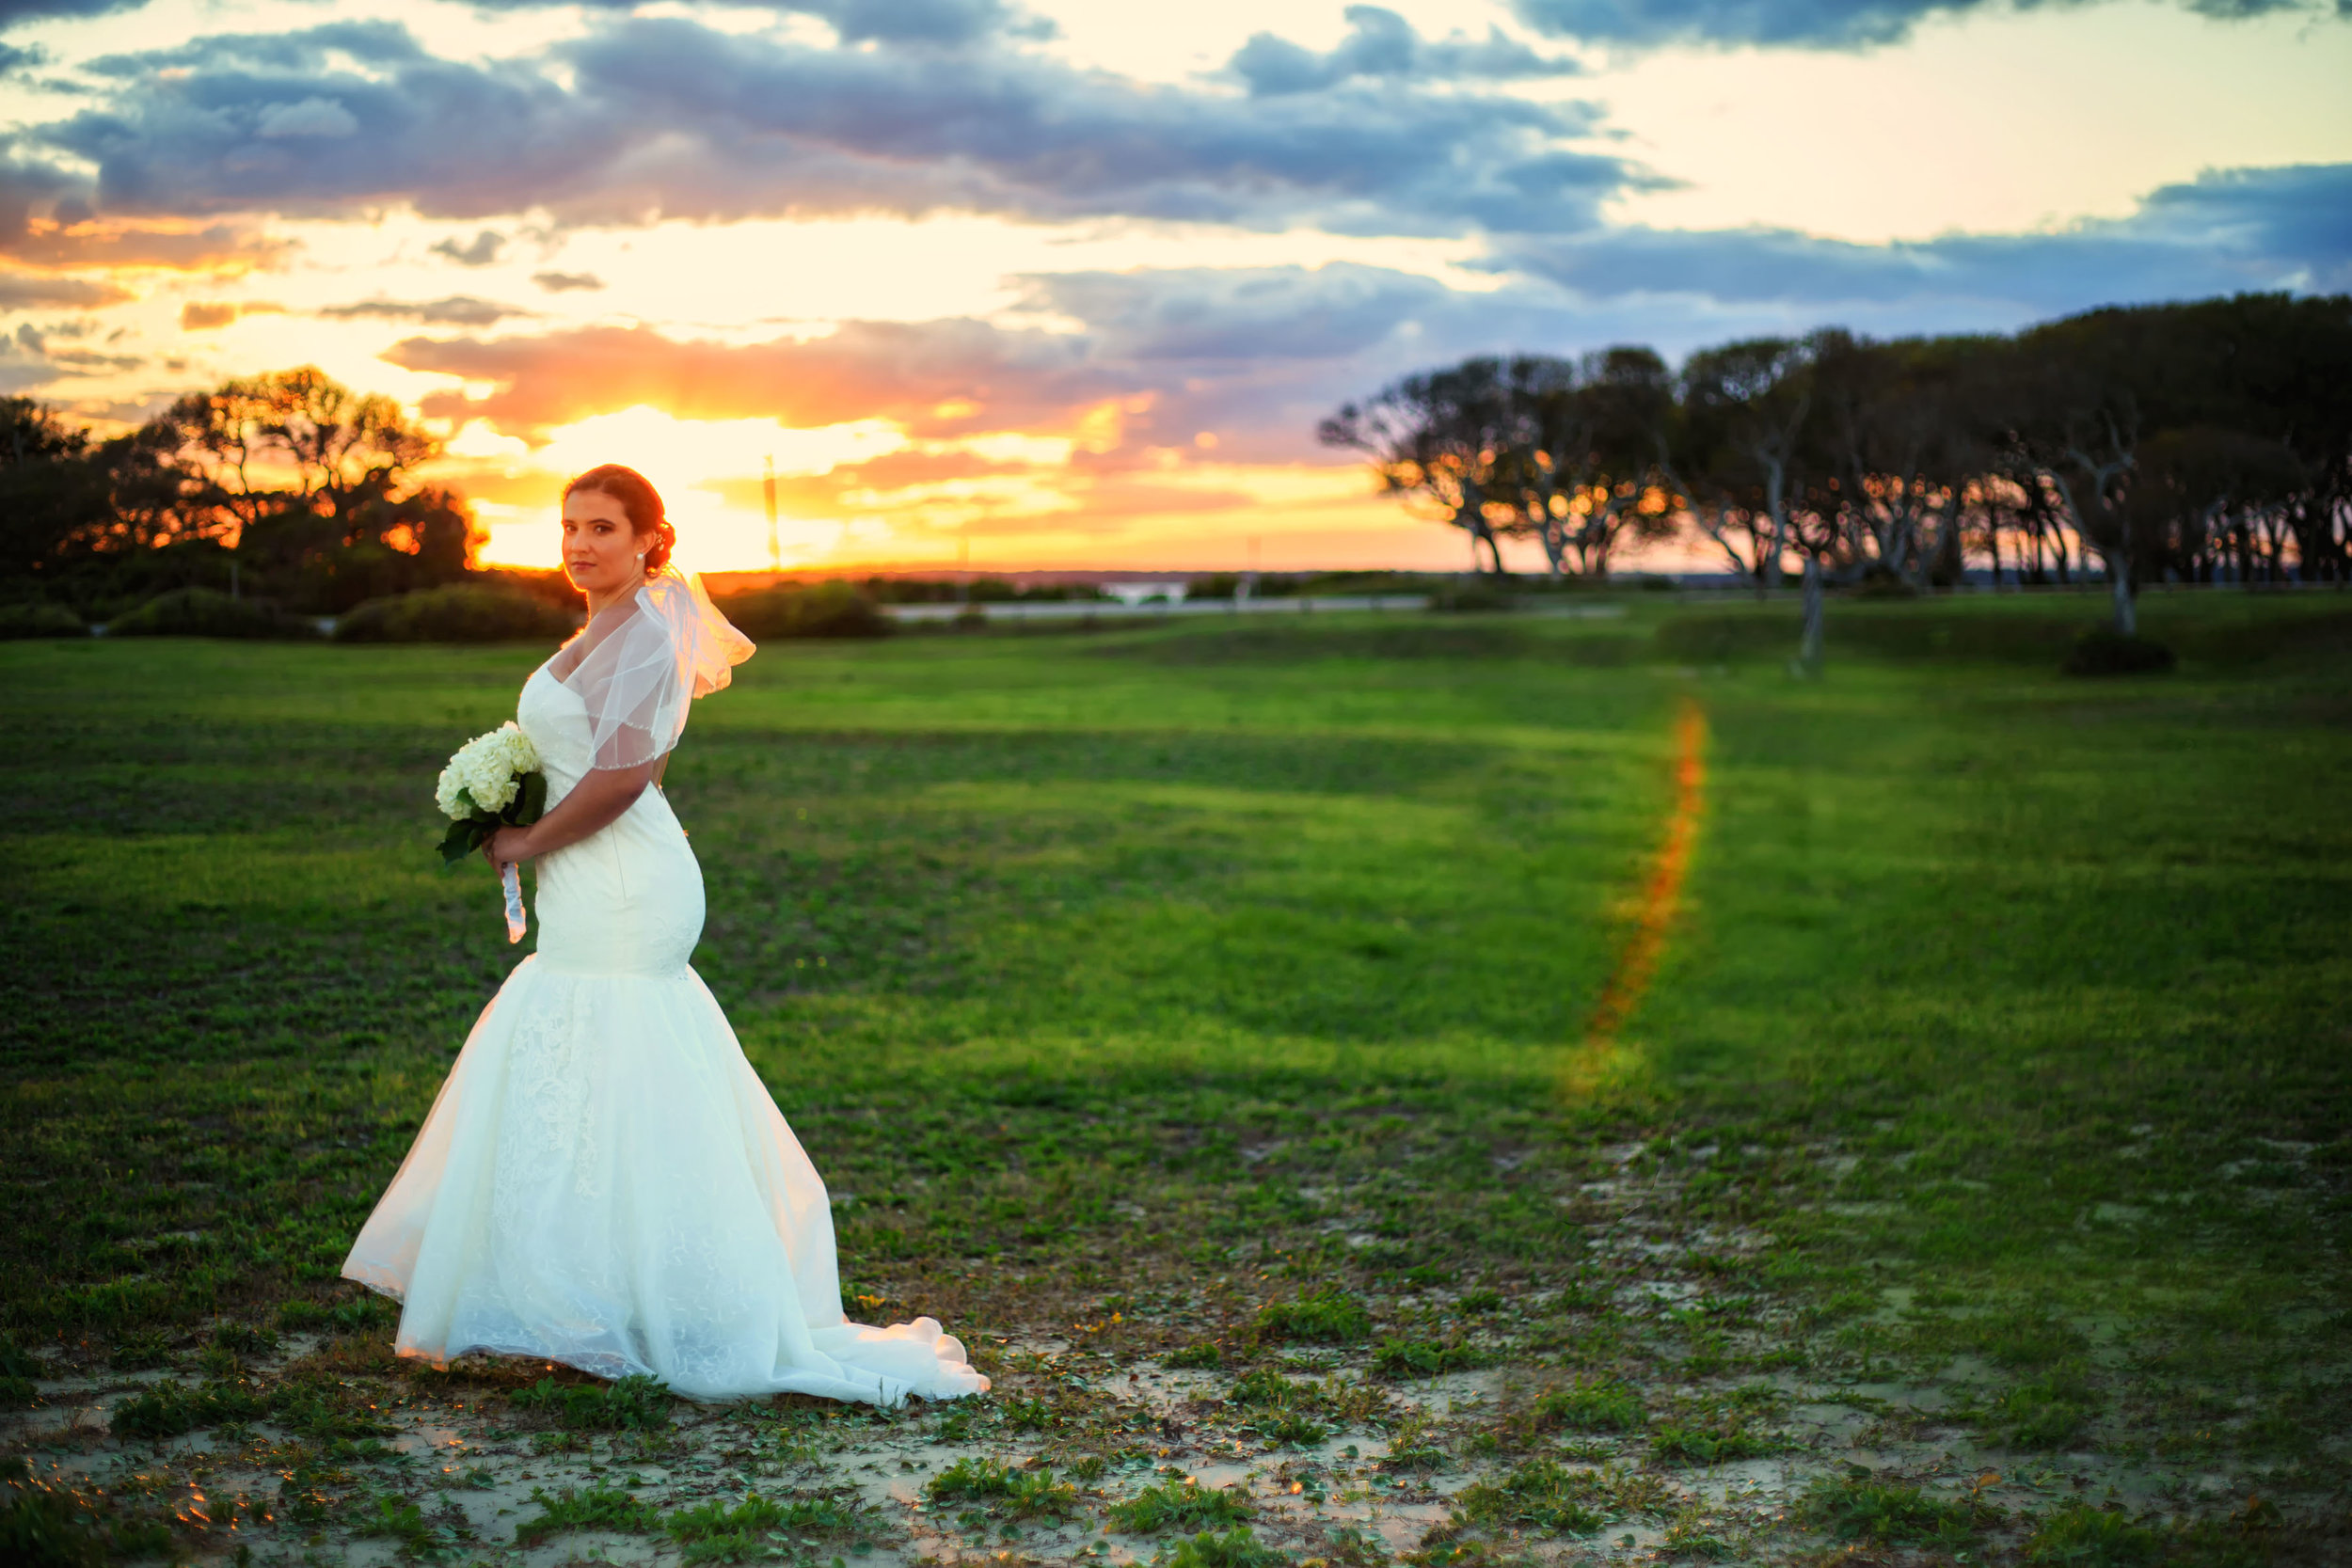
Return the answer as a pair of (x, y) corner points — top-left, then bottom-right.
(460, 0), (1051, 46)
(79, 20), (426, 73)
(431, 230), (505, 266)
(320, 295), (536, 326)
(28, 0), (1044, 48)
(1019, 263), (1461, 363)
(1486, 163), (2352, 312)
(532, 270), (603, 293)
(0, 273), (127, 308)
(31, 17), (1633, 237)
(1228, 6), (1580, 95)
(1509, 0), (2328, 49)
(0, 0), (142, 28)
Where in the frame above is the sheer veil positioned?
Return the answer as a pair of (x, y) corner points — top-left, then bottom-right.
(564, 566), (756, 770)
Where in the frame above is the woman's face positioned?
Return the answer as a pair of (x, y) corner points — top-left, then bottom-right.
(561, 488), (644, 597)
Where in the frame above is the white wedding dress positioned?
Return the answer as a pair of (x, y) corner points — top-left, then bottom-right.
(343, 571), (987, 1406)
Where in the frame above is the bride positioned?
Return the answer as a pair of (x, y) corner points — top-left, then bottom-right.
(342, 465), (988, 1406)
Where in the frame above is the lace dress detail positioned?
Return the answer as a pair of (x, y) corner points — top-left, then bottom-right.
(342, 640), (987, 1407)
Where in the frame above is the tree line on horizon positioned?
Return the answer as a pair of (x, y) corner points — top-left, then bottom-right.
(1320, 292), (2352, 635)
(4, 293), (2348, 641)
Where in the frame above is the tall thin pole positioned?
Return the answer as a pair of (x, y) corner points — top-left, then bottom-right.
(762, 455), (779, 575)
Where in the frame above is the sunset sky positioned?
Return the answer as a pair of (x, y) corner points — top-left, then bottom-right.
(1, 0), (2346, 575)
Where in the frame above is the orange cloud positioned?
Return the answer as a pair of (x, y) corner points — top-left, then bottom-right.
(4, 219), (289, 275)
(179, 299), (285, 329)
(386, 319), (1117, 440)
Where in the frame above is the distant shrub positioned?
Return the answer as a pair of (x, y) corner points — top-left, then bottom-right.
(335, 584), (578, 643)
(1654, 614), (1787, 662)
(1163, 1341), (1222, 1370)
(1427, 579), (1515, 613)
(1851, 566), (1919, 599)
(2061, 628), (2175, 676)
(107, 587), (315, 640)
(0, 602), (85, 639)
(717, 580), (891, 640)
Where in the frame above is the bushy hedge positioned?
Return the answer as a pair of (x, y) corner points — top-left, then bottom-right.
(106, 587), (317, 640)
(1427, 578), (1515, 613)
(334, 584), (579, 643)
(2062, 627), (2176, 676)
(715, 580), (890, 640)
(0, 601), (86, 639)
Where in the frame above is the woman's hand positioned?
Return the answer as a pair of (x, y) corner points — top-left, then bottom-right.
(483, 824), (535, 868)
(478, 761), (658, 870)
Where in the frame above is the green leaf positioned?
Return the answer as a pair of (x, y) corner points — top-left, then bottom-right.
(438, 816), (488, 868)
(514, 769), (548, 826)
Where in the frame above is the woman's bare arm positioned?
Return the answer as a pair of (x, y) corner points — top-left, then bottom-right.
(484, 758), (660, 866)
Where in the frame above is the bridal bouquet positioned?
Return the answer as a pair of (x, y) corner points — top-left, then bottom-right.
(435, 722), (548, 943)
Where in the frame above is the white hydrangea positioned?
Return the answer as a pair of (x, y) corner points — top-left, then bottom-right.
(435, 721), (542, 820)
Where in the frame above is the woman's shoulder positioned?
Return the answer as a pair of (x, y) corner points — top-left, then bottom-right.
(549, 594), (660, 682)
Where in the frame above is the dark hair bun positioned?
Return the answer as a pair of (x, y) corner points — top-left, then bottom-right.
(563, 464), (675, 576)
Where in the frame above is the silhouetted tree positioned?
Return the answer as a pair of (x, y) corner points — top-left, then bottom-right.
(1320, 360), (1515, 575)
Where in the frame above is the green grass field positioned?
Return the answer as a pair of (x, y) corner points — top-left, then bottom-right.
(2, 591), (2347, 1566)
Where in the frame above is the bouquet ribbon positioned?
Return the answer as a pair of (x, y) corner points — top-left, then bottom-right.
(501, 862), (527, 945)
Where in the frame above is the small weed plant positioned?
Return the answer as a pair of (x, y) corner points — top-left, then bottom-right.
(1647, 1422), (1775, 1464)
(1111, 1477), (1253, 1534)
(509, 1371), (673, 1431)
(926, 1458), (1079, 1519)
(1372, 1339), (1483, 1380)
(2024, 1504), (2166, 1567)
(1255, 1289), (1371, 1344)
(1455, 1459), (1609, 1534)
(667, 1492), (849, 1564)
(108, 1379), (268, 1440)
(514, 1485), (661, 1546)
(1528, 1380), (1643, 1433)
(1797, 1475), (1983, 1548)
(1154, 1525), (1291, 1568)
(1993, 1366), (2102, 1449)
